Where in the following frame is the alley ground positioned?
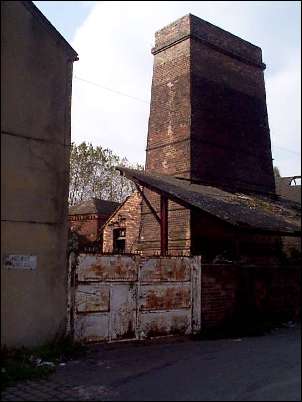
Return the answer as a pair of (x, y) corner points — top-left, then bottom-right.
(1, 325), (300, 401)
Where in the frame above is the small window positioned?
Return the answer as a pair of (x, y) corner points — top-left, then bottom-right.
(113, 228), (126, 254)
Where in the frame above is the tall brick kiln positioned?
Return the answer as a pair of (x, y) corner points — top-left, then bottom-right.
(116, 14), (300, 260)
(140, 14), (274, 255)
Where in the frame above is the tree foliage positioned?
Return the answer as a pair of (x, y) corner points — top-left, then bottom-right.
(69, 142), (143, 205)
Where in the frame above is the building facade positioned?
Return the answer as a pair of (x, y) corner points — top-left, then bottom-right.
(1, 1), (78, 347)
(115, 15), (300, 262)
(275, 176), (301, 204)
(139, 14), (278, 257)
(102, 192), (141, 254)
(69, 198), (120, 253)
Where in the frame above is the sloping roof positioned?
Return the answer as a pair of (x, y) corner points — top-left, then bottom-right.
(275, 176), (301, 204)
(117, 167), (301, 236)
(22, 1), (78, 60)
(69, 198), (120, 216)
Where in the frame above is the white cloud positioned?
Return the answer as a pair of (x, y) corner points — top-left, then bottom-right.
(71, 1), (301, 176)
(266, 53), (301, 176)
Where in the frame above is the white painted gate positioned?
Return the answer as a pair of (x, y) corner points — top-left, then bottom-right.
(69, 254), (201, 343)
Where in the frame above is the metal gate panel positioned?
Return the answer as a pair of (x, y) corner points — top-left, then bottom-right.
(139, 283), (191, 311)
(71, 255), (201, 343)
(75, 284), (110, 313)
(77, 254), (139, 282)
(140, 257), (191, 282)
(109, 284), (137, 341)
(139, 310), (192, 339)
(74, 313), (109, 343)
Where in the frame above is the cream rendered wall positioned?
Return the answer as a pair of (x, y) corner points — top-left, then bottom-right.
(1, 1), (76, 347)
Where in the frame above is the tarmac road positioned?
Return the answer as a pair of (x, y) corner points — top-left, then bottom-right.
(2, 325), (300, 401)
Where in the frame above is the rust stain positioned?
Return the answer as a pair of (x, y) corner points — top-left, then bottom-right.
(78, 256), (138, 281)
(116, 320), (135, 340)
(141, 258), (190, 282)
(74, 255), (197, 344)
(144, 315), (189, 338)
(142, 286), (190, 310)
(76, 285), (109, 313)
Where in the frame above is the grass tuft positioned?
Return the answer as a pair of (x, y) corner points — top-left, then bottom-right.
(1, 335), (86, 392)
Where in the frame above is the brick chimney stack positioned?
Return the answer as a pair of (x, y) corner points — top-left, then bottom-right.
(145, 14), (275, 195)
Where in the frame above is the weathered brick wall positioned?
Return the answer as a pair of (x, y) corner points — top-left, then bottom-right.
(146, 37), (191, 177)
(139, 189), (191, 255)
(103, 192), (141, 253)
(191, 209), (282, 264)
(69, 213), (110, 251)
(201, 265), (238, 329)
(275, 177), (301, 203)
(201, 264), (301, 330)
(141, 14), (276, 256)
(69, 214), (98, 241)
(281, 236), (301, 259)
(142, 17), (191, 255)
(190, 15), (275, 193)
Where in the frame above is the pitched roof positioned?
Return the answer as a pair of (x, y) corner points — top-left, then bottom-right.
(275, 176), (301, 204)
(69, 198), (120, 216)
(117, 167), (301, 236)
(21, 1), (78, 60)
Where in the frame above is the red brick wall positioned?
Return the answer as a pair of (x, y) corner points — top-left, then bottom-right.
(103, 192), (141, 253)
(139, 189), (191, 256)
(142, 18), (191, 255)
(141, 14), (275, 256)
(69, 214), (99, 241)
(201, 264), (301, 330)
(69, 213), (112, 251)
(189, 14), (275, 193)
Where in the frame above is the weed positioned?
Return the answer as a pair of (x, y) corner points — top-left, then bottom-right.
(1, 335), (86, 392)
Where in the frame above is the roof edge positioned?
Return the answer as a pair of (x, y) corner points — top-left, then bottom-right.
(22, 1), (78, 61)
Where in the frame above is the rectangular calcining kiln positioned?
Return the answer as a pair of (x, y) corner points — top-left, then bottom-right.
(140, 14), (276, 256)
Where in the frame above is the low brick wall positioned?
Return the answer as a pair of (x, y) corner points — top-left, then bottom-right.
(201, 264), (301, 330)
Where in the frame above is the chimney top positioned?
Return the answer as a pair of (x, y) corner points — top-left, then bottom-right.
(152, 14), (264, 69)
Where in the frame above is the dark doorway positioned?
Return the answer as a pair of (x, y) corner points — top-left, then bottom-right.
(113, 228), (126, 254)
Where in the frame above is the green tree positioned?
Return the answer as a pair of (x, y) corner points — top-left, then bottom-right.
(68, 142), (143, 205)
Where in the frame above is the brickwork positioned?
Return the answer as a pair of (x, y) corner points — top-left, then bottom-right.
(145, 39), (191, 177)
(201, 265), (238, 329)
(69, 213), (110, 252)
(191, 36), (275, 192)
(140, 14), (276, 256)
(143, 19), (191, 255)
(281, 236), (301, 259)
(103, 192), (141, 253)
(139, 188), (191, 255)
(275, 176), (301, 203)
(201, 264), (301, 330)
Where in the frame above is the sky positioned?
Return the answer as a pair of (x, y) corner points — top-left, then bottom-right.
(34, 1), (301, 177)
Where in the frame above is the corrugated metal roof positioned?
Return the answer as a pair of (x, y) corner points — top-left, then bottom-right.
(117, 167), (301, 235)
(69, 198), (120, 216)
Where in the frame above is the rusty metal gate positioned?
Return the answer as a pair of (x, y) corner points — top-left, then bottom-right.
(68, 254), (201, 343)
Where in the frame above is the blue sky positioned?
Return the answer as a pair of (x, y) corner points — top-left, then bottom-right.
(34, 1), (301, 177)
(34, 1), (95, 42)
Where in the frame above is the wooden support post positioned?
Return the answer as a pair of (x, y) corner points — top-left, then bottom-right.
(160, 195), (168, 256)
(134, 183), (161, 224)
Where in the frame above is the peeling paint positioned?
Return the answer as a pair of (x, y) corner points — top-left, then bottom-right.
(139, 310), (191, 339)
(140, 257), (191, 282)
(71, 255), (201, 343)
(76, 285), (109, 313)
(77, 255), (139, 282)
(140, 284), (191, 310)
